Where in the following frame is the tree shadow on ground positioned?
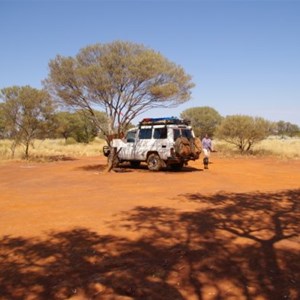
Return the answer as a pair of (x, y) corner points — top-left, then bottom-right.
(78, 164), (108, 172)
(0, 189), (299, 299)
(29, 155), (77, 162)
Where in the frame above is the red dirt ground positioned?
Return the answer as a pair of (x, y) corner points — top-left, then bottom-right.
(0, 154), (299, 300)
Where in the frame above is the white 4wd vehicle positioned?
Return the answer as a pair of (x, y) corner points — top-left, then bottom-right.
(106, 117), (201, 171)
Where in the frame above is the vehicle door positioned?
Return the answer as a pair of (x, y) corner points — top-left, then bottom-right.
(134, 126), (153, 160)
(152, 125), (169, 159)
(118, 130), (137, 160)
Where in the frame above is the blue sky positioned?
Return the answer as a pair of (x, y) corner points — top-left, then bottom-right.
(1, 0), (299, 125)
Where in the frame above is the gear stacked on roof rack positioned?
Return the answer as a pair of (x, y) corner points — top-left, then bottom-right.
(139, 117), (190, 126)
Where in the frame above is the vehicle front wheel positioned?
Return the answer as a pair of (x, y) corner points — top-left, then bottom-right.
(147, 153), (162, 171)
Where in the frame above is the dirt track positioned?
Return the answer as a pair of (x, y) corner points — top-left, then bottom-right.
(0, 155), (299, 300)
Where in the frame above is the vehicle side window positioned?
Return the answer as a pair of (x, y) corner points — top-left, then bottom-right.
(139, 128), (152, 139)
(173, 129), (180, 141)
(126, 131), (136, 143)
(154, 127), (167, 139)
(182, 129), (193, 139)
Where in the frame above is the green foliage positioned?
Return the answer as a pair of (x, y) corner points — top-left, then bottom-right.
(45, 40), (194, 142)
(274, 120), (300, 137)
(215, 115), (272, 153)
(180, 106), (222, 138)
(0, 103), (5, 139)
(53, 111), (77, 140)
(0, 86), (55, 158)
(71, 111), (97, 143)
(53, 110), (108, 143)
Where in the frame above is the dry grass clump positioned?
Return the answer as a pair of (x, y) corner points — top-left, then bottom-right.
(254, 137), (300, 159)
(214, 137), (300, 160)
(0, 138), (106, 161)
(213, 140), (237, 157)
(0, 140), (12, 159)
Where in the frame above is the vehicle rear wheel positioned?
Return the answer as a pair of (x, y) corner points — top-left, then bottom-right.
(147, 153), (162, 171)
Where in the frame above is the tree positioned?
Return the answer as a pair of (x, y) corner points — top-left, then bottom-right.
(0, 103), (5, 139)
(215, 115), (272, 153)
(74, 110), (108, 143)
(180, 106), (222, 138)
(54, 110), (108, 143)
(274, 120), (300, 137)
(53, 111), (78, 141)
(0, 86), (55, 158)
(45, 40), (194, 170)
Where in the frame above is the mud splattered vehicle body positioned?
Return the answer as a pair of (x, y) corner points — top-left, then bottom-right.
(106, 117), (201, 171)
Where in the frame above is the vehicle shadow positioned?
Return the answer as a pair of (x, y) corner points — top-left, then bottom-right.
(78, 162), (201, 173)
(1, 189), (299, 299)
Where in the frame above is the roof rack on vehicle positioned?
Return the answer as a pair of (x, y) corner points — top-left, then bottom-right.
(139, 117), (190, 126)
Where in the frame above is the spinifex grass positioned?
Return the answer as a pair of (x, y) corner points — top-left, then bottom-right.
(214, 137), (300, 160)
(254, 137), (300, 159)
(0, 138), (106, 161)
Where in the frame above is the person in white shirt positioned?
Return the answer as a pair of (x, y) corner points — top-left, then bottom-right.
(201, 134), (213, 169)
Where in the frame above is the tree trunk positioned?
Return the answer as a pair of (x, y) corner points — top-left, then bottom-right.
(10, 141), (17, 159)
(246, 141), (253, 152)
(25, 141), (30, 159)
(104, 147), (119, 173)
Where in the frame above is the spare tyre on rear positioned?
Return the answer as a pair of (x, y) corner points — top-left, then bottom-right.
(191, 137), (202, 158)
(174, 136), (192, 158)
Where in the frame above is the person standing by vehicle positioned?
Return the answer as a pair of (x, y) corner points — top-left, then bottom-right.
(202, 134), (213, 169)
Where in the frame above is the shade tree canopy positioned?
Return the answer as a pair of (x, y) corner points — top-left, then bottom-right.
(45, 40), (195, 142)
